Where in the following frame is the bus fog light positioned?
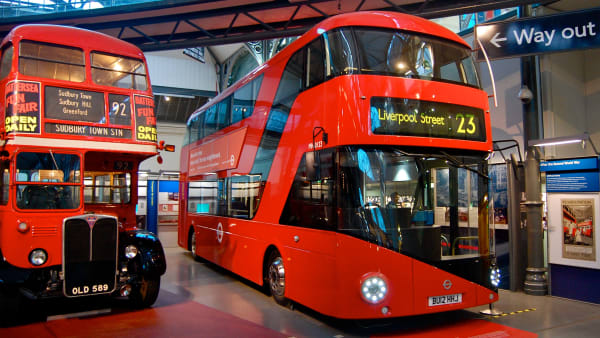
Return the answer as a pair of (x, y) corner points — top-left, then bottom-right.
(29, 249), (47, 266)
(120, 284), (132, 296)
(360, 275), (388, 304)
(381, 306), (389, 315)
(125, 245), (138, 259)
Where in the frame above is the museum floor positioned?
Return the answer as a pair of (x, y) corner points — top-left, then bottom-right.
(1, 226), (599, 337)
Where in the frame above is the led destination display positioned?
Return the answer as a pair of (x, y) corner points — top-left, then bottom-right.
(371, 97), (486, 141)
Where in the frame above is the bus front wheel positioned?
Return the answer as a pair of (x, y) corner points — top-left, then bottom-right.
(129, 277), (160, 308)
(266, 251), (291, 307)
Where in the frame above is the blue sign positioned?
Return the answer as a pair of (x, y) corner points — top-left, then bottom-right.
(476, 7), (600, 60)
(540, 157), (598, 172)
(546, 172), (600, 192)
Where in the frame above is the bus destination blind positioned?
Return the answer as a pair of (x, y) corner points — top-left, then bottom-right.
(371, 97), (486, 142)
(45, 86), (104, 123)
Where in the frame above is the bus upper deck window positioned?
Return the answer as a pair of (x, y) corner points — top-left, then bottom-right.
(91, 52), (148, 90)
(19, 41), (85, 82)
(0, 45), (14, 79)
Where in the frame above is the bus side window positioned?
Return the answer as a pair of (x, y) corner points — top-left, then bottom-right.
(0, 44), (13, 79)
(306, 37), (325, 88)
(1, 161), (9, 205)
(280, 149), (335, 229)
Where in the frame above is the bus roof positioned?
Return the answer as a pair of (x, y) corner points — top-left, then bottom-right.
(1, 24), (144, 59)
(189, 11), (472, 123)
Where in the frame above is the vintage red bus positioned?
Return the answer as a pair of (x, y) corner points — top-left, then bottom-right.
(0, 24), (165, 314)
(178, 11), (499, 319)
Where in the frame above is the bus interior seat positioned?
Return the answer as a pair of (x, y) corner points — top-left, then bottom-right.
(21, 185), (57, 209)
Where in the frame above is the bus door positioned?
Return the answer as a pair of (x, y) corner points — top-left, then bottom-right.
(279, 149), (338, 308)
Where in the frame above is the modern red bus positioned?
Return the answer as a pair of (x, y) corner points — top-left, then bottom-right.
(0, 24), (166, 315)
(178, 11), (499, 319)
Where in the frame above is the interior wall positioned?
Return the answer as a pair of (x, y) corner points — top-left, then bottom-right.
(541, 48), (600, 159)
(139, 122), (186, 173)
(145, 49), (218, 92)
(464, 34), (525, 163)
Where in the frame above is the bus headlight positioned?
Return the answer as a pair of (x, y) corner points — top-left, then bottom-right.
(125, 245), (138, 259)
(29, 249), (47, 266)
(360, 275), (388, 304)
(490, 265), (501, 287)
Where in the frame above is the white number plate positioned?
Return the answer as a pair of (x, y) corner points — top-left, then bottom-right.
(428, 293), (462, 306)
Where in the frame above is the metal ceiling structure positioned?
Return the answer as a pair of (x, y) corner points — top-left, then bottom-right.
(0, 0), (555, 51)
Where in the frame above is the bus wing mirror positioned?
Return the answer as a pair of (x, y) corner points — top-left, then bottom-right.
(158, 140), (176, 152)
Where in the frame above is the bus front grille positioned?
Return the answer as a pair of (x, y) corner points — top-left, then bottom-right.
(62, 215), (118, 297)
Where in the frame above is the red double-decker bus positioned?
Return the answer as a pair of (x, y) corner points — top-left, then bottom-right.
(178, 11), (499, 319)
(0, 24), (166, 315)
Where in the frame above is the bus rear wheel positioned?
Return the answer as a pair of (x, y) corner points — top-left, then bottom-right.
(189, 228), (202, 262)
(129, 277), (160, 308)
(266, 251), (290, 307)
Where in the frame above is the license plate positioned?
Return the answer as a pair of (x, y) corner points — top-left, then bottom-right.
(428, 293), (462, 306)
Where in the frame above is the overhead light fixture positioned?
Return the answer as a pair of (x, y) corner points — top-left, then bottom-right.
(528, 133), (598, 154)
(161, 171), (180, 176)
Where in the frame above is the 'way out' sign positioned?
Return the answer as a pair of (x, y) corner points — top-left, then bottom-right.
(475, 7), (600, 60)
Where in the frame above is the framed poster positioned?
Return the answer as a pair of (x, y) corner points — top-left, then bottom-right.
(561, 199), (595, 261)
(548, 193), (600, 269)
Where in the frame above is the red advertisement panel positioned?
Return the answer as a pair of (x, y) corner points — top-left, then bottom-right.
(189, 127), (247, 176)
(5, 80), (41, 134)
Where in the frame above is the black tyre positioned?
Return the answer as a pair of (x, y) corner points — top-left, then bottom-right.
(266, 250), (290, 307)
(129, 277), (160, 308)
(189, 228), (202, 262)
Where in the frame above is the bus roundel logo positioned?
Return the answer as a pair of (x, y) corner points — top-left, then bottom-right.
(216, 222), (224, 243)
(443, 279), (452, 290)
(230, 155), (235, 167)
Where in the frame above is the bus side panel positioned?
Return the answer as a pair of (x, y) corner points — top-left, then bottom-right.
(334, 234), (415, 318)
(224, 219), (269, 285)
(192, 214), (219, 262)
(275, 226), (337, 314)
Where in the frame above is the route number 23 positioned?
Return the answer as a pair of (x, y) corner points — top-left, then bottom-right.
(456, 114), (476, 135)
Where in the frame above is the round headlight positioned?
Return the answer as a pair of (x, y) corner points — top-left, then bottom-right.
(361, 275), (388, 304)
(29, 249), (47, 266)
(125, 245), (138, 259)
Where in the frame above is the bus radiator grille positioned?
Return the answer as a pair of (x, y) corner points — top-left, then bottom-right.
(62, 216), (118, 297)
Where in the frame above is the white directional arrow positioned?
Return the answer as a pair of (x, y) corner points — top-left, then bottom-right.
(490, 32), (507, 48)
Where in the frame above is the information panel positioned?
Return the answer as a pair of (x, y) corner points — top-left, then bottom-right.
(371, 97), (486, 141)
(45, 87), (104, 123)
(5, 80), (41, 134)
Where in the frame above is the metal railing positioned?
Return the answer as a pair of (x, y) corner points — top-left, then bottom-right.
(0, 0), (160, 19)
